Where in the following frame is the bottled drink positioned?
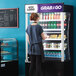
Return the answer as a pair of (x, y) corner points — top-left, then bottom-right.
(51, 22), (54, 29)
(64, 13), (67, 20)
(42, 13), (44, 20)
(50, 13), (52, 20)
(46, 13), (48, 20)
(53, 21), (57, 29)
(45, 22), (47, 29)
(48, 22), (50, 29)
(58, 13), (60, 19)
(54, 13), (57, 19)
(48, 13), (49, 20)
(40, 13), (42, 20)
(59, 21), (61, 28)
(53, 13), (55, 19)
(64, 21), (67, 29)
(45, 13), (46, 20)
(57, 21), (60, 29)
(43, 13), (45, 20)
(52, 13), (54, 19)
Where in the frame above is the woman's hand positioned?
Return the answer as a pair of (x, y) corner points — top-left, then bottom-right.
(41, 33), (47, 40)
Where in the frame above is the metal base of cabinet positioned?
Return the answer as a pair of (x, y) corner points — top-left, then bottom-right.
(25, 61), (73, 76)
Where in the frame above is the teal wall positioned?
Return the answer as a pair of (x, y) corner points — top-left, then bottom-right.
(0, 0), (75, 76)
(0, 0), (25, 76)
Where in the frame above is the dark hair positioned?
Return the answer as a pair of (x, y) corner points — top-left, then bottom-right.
(30, 13), (39, 21)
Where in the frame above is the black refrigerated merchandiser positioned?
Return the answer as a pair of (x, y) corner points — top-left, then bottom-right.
(25, 3), (73, 76)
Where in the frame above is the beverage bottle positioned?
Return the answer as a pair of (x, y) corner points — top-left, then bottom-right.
(52, 13), (54, 20)
(54, 13), (57, 19)
(50, 22), (51, 29)
(64, 21), (67, 29)
(42, 13), (44, 20)
(50, 13), (52, 20)
(46, 13), (48, 20)
(43, 13), (45, 20)
(57, 13), (60, 19)
(48, 13), (49, 20)
(54, 21), (57, 29)
(45, 22), (47, 29)
(59, 21), (61, 28)
(44, 13), (46, 20)
(53, 13), (55, 19)
(56, 13), (58, 19)
(48, 22), (50, 29)
(58, 13), (60, 19)
(55, 13), (57, 19)
(51, 21), (54, 29)
(53, 21), (55, 29)
(45, 13), (47, 20)
(40, 13), (42, 20)
(43, 22), (44, 29)
(64, 13), (67, 20)
(57, 21), (60, 29)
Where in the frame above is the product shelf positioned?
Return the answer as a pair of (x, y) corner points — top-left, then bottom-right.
(44, 48), (61, 50)
(44, 38), (66, 41)
(30, 19), (66, 22)
(44, 48), (66, 51)
(43, 29), (65, 31)
(43, 29), (61, 31)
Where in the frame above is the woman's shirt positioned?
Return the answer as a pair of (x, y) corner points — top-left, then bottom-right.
(26, 24), (43, 55)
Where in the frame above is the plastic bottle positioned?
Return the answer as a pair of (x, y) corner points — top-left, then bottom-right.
(40, 13), (42, 20)
(48, 22), (50, 29)
(57, 21), (59, 29)
(42, 13), (44, 20)
(64, 13), (67, 20)
(59, 21), (61, 28)
(50, 13), (52, 20)
(46, 13), (48, 20)
(48, 13), (49, 20)
(45, 22), (47, 29)
(64, 21), (67, 29)
(54, 21), (57, 29)
(52, 13), (54, 19)
(58, 13), (60, 19)
(53, 13), (55, 19)
(51, 22), (53, 29)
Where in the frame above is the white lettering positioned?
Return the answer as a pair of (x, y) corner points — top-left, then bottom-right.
(40, 5), (62, 11)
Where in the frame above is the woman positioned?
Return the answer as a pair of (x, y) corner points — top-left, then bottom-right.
(26, 13), (46, 76)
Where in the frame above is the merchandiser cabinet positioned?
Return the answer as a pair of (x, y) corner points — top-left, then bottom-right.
(25, 3), (73, 76)
(0, 38), (18, 76)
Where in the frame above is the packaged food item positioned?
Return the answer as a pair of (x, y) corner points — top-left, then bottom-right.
(54, 43), (58, 48)
(64, 35), (66, 39)
(50, 43), (52, 48)
(58, 34), (61, 39)
(43, 43), (46, 48)
(50, 34), (57, 39)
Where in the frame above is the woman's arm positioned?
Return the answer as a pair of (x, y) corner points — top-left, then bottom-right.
(26, 34), (30, 44)
(41, 32), (47, 40)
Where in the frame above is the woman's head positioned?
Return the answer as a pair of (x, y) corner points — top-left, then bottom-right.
(30, 13), (39, 22)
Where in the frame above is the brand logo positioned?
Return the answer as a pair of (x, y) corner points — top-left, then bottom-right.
(40, 5), (62, 10)
(27, 6), (35, 11)
(25, 4), (38, 13)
